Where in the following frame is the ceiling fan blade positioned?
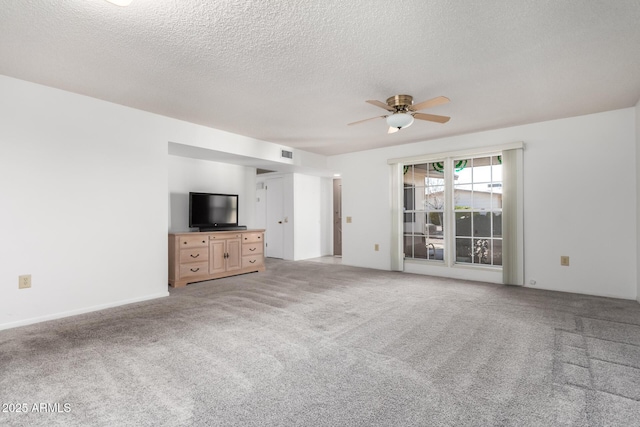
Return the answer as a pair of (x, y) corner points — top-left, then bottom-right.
(388, 126), (399, 134)
(366, 99), (395, 112)
(409, 96), (450, 112)
(347, 115), (387, 126)
(413, 113), (450, 123)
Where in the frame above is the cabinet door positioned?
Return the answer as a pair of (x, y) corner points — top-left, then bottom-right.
(226, 238), (242, 271)
(209, 240), (226, 274)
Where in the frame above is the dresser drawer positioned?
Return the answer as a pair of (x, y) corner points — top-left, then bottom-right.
(180, 247), (209, 264)
(179, 261), (209, 278)
(209, 233), (242, 241)
(242, 256), (264, 269)
(242, 232), (263, 243)
(242, 243), (263, 256)
(179, 235), (208, 249)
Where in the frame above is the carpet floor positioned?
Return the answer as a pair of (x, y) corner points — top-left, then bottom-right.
(1, 259), (640, 426)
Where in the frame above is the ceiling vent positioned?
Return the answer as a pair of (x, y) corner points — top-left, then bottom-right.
(281, 150), (293, 159)
(256, 168), (276, 175)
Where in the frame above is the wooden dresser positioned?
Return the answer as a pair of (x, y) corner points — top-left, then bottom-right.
(168, 230), (265, 287)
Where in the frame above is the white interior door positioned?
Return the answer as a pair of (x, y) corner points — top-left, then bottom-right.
(265, 177), (284, 258)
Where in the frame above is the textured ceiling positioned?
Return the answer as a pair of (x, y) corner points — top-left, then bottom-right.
(1, 0), (639, 156)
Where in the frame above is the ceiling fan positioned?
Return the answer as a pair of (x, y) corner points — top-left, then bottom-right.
(348, 95), (450, 134)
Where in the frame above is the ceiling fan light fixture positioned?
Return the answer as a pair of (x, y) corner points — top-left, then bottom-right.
(349, 94), (450, 132)
(386, 112), (414, 130)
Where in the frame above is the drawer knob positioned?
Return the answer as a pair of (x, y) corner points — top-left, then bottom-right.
(190, 268), (200, 272)
(190, 254), (200, 258)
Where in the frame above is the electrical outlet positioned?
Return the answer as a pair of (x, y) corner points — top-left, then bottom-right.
(529, 279), (537, 286)
(346, 216), (352, 223)
(19, 274), (31, 289)
(374, 244), (379, 251)
(560, 256), (570, 266)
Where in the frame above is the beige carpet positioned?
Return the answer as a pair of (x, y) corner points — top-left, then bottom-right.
(1, 259), (640, 426)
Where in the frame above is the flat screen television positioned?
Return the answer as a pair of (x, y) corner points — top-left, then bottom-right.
(189, 192), (239, 231)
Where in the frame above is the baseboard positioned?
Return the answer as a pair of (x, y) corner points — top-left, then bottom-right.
(0, 291), (170, 331)
(525, 285), (636, 301)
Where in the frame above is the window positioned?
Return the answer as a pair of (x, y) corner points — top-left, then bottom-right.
(453, 156), (502, 266)
(390, 142), (523, 283)
(402, 155), (503, 268)
(403, 163), (445, 261)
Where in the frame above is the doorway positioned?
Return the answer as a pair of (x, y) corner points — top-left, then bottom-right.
(265, 177), (284, 258)
(333, 179), (342, 256)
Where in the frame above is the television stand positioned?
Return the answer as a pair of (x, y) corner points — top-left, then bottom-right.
(169, 229), (265, 288)
(198, 225), (247, 232)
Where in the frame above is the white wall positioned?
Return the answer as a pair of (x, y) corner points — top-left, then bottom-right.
(0, 75), (324, 329)
(283, 174), (295, 260)
(168, 156), (256, 233)
(292, 174), (333, 260)
(0, 77), (169, 329)
(320, 177), (334, 256)
(255, 181), (267, 230)
(330, 108), (637, 300)
(330, 156), (393, 270)
(636, 99), (640, 303)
